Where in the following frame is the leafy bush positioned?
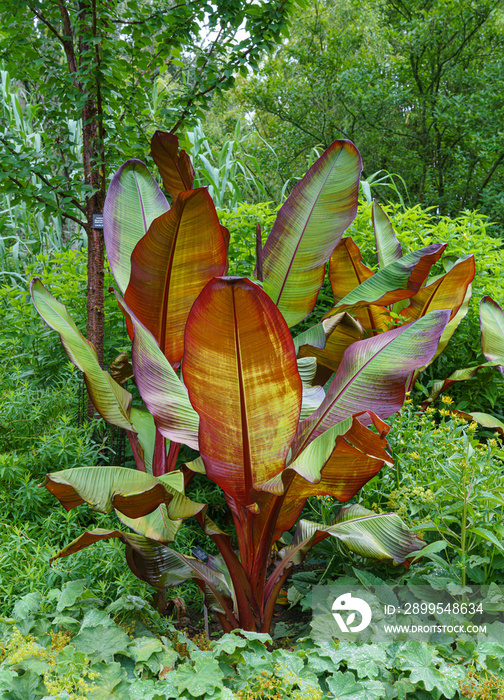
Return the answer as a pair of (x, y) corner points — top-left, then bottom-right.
(2, 581), (504, 699)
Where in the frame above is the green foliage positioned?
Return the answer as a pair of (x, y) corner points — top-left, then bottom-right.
(237, 0), (504, 228)
(0, 248), (127, 384)
(218, 201), (277, 277)
(358, 403), (504, 585)
(2, 581), (504, 699)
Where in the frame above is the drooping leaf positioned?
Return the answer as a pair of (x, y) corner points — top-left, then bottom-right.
(256, 414), (391, 540)
(423, 359), (504, 406)
(450, 410), (504, 435)
(117, 294), (200, 450)
(262, 140), (362, 327)
(333, 243), (447, 310)
(103, 159), (169, 293)
(124, 188), (228, 366)
(291, 310), (450, 457)
(373, 200), (402, 269)
(130, 407), (157, 474)
(281, 504), (424, 566)
(298, 312), (364, 373)
(183, 277), (302, 506)
(31, 279), (134, 431)
(480, 295), (504, 372)
(42, 466), (204, 520)
(151, 130), (195, 201)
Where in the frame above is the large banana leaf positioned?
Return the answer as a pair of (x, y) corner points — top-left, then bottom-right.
(117, 295), (200, 450)
(262, 140), (361, 327)
(151, 130), (195, 201)
(42, 466), (204, 520)
(183, 277), (302, 507)
(103, 159), (169, 293)
(31, 279), (134, 432)
(373, 200), (402, 269)
(291, 310), (450, 457)
(480, 295), (504, 372)
(332, 243), (447, 310)
(124, 188), (228, 367)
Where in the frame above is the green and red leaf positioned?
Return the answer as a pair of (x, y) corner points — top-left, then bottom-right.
(262, 140), (362, 327)
(373, 200), (403, 269)
(31, 279), (134, 431)
(400, 255), (475, 322)
(291, 310), (450, 457)
(124, 188), (228, 367)
(103, 159), (169, 293)
(183, 277), (302, 507)
(480, 295), (504, 372)
(42, 466), (204, 520)
(116, 295), (200, 450)
(332, 243), (447, 310)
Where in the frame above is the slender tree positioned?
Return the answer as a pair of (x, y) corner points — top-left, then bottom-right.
(0, 0), (298, 365)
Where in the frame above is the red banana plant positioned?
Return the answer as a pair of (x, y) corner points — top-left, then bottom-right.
(31, 133), (454, 632)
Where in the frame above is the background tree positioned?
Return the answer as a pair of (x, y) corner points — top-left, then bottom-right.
(0, 0), (298, 365)
(237, 0), (504, 227)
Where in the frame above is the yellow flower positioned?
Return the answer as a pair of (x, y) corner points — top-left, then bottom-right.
(468, 421), (478, 432)
(441, 395), (454, 405)
(409, 451), (421, 460)
(488, 438), (497, 447)
(426, 407), (437, 415)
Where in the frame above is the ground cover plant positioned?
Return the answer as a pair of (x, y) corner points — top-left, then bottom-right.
(28, 130), (496, 636)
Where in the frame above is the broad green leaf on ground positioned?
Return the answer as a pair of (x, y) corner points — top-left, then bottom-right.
(88, 661), (131, 699)
(73, 627), (130, 663)
(31, 279), (134, 431)
(330, 641), (387, 679)
(396, 641), (466, 697)
(373, 200), (402, 269)
(103, 159), (169, 293)
(174, 656), (225, 697)
(151, 130), (195, 201)
(262, 140), (361, 327)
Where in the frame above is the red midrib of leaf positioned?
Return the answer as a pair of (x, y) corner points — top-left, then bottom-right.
(273, 146), (344, 307)
(232, 287), (253, 502)
(159, 207), (183, 356)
